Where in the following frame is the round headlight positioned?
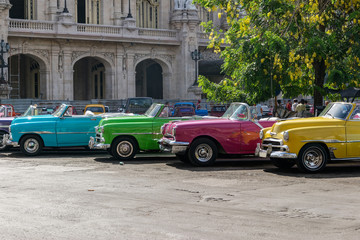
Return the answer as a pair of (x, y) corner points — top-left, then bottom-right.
(259, 129), (264, 140)
(283, 131), (289, 141)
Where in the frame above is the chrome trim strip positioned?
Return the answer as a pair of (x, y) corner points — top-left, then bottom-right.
(57, 132), (95, 134)
(20, 131), (54, 134)
(346, 140), (360, 143)
(301, 139), (345, 143)
(270, 151), (297, 159)
(112, 132), (152, 135)
(331, 157), (360, 161)
(0, 125), (10, 128)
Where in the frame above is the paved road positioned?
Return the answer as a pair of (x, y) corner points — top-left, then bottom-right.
(0, 149), (360, 239)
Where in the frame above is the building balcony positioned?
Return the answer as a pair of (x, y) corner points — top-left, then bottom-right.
(8, 19), (184, 46)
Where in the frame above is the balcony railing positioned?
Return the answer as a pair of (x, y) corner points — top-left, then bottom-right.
(8, 19), (181, 45)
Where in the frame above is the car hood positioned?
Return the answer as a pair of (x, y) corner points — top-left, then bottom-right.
(271, 116), (345, 133)
(11, 114), (55, 124)
(99, 115), (151, 126)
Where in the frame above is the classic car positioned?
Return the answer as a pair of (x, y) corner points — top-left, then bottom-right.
(255, 102), (360, 173)
(209, 105), (227, 117)
(3, 104), (106, 156)
(159, 103), (277, 166)
(84, 104), (105, 115)
(119, 97), (153, 114)
(0, 104), (20, 117)
(0, 104), (52, 151)
(88, 103), (202, 160)
(172, 102), (208, 116)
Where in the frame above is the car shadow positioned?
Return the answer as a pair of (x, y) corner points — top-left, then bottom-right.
(264, 161), (360, 178)
(166, 157), (273, 172)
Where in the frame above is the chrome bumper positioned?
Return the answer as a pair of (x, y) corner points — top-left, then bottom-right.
(3, 134), (19, 147)
(255, 143), (297, 159)
(158, 138), (189, 154)
(88, 136), (110, 150)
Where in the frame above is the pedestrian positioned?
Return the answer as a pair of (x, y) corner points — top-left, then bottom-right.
(295, 99), (306, 112)
(256, 103), (263, 120)
(196, 100), (201, 110)
(291, 99), (298, 111)
(304, 100), (310, 111)
(286, 100), (292, 111)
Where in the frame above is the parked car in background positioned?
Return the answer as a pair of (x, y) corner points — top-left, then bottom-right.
(209, 105), (227, 117)
(172, 102), (208, 116)
(0, 104), (20, 117)
(159, 103), (277, 166)
(84, 104), (105, 115)
(261, 105), (272, 117)
(4, 104), (105, 156)
(89, 103), (202, 160)
(256, 102), (360, 173)
(119, 97), (153, 114)
(172, 106), (195, 117)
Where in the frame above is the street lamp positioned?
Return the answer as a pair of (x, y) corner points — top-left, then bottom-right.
(63, 0), (69, 13)
(191, 49), (201, 86)
(126, 0), (133, 18)
(0, 39), (10, 84)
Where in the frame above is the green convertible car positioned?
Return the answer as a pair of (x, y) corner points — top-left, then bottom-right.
(88, 103), (201, 160)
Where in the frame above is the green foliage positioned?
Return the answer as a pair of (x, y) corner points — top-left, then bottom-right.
(194, 0), (360, 105)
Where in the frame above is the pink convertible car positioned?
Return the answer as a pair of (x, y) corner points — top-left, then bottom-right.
(159, 103), (276, 166)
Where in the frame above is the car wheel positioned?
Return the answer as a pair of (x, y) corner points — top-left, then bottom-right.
(270, 158), (295, 169)
(176, 152), (189, 163)
(111, 137), (138, 160)
(20, 135), (43, 156)
(297, 144), (328, 173)
(188, 138), (218, 166)
(0, 132), (12, 151)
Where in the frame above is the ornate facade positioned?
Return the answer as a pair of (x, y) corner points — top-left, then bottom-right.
(0, 0), (224, 100)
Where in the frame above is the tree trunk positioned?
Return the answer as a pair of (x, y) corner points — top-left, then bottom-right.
(313, 58), (326, 112)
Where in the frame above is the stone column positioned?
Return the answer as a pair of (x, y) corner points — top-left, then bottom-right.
(115, 52), (126, 99)
(62, 50), (74, 100)
(126, 53), (135, 97)
(0, 0), (12, 98)
(47, 0), (58, 21)
(170, 7), (201, 99)
(105, 69), (114, 99)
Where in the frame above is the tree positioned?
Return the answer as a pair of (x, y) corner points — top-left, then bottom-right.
(194, 0), (360, 108)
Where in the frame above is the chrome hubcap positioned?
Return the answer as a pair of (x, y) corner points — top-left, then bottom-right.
(117, 141), (133, 157)
(24, 138), (39, 154)
(195, 144), (213, 162)
(303, 148), (323, 170)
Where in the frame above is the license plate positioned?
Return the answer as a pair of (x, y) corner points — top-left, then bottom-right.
(259, 150), (268, 158)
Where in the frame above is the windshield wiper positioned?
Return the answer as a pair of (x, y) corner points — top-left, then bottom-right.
(326, 113), (334, 119)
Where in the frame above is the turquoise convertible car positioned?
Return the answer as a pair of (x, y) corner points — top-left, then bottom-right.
(4, 104), (111, 156)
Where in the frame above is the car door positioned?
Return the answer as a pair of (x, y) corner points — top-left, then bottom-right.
(56, 115), (100, 147)
(346, 105), (360, 157)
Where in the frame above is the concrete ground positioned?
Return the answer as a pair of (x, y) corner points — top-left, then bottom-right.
(0, 149), (360, 240)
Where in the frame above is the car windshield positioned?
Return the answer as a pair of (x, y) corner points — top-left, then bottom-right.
(319, 102), (353, 120)
(53, 104), (67, 117)
(220, 103), (250, 120)
(129, 98), (152, 108)
(145, 103), (162, 117)
(86, 107), (104, 113)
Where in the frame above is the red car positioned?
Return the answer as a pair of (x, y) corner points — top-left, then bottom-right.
(159, 103), (276, 166)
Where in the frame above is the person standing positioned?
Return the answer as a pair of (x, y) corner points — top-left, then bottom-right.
(286, 100), (292, 111)
(295, 99), (306, 112)
(256, 103), (263, 120)
(291, 99), (298, 111)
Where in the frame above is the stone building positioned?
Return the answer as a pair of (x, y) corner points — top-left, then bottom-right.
(0, 0), (225, 101)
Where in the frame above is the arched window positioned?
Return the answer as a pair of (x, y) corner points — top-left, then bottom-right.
(76, 0), (102, 24)
(136, 0), (159, 29)
(9, 0), (36, 20)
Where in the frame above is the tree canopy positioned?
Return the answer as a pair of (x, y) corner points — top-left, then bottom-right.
(194, 0), (360, 107)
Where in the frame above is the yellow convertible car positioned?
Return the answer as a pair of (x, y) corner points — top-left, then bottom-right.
(256, 102), (360, 173)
